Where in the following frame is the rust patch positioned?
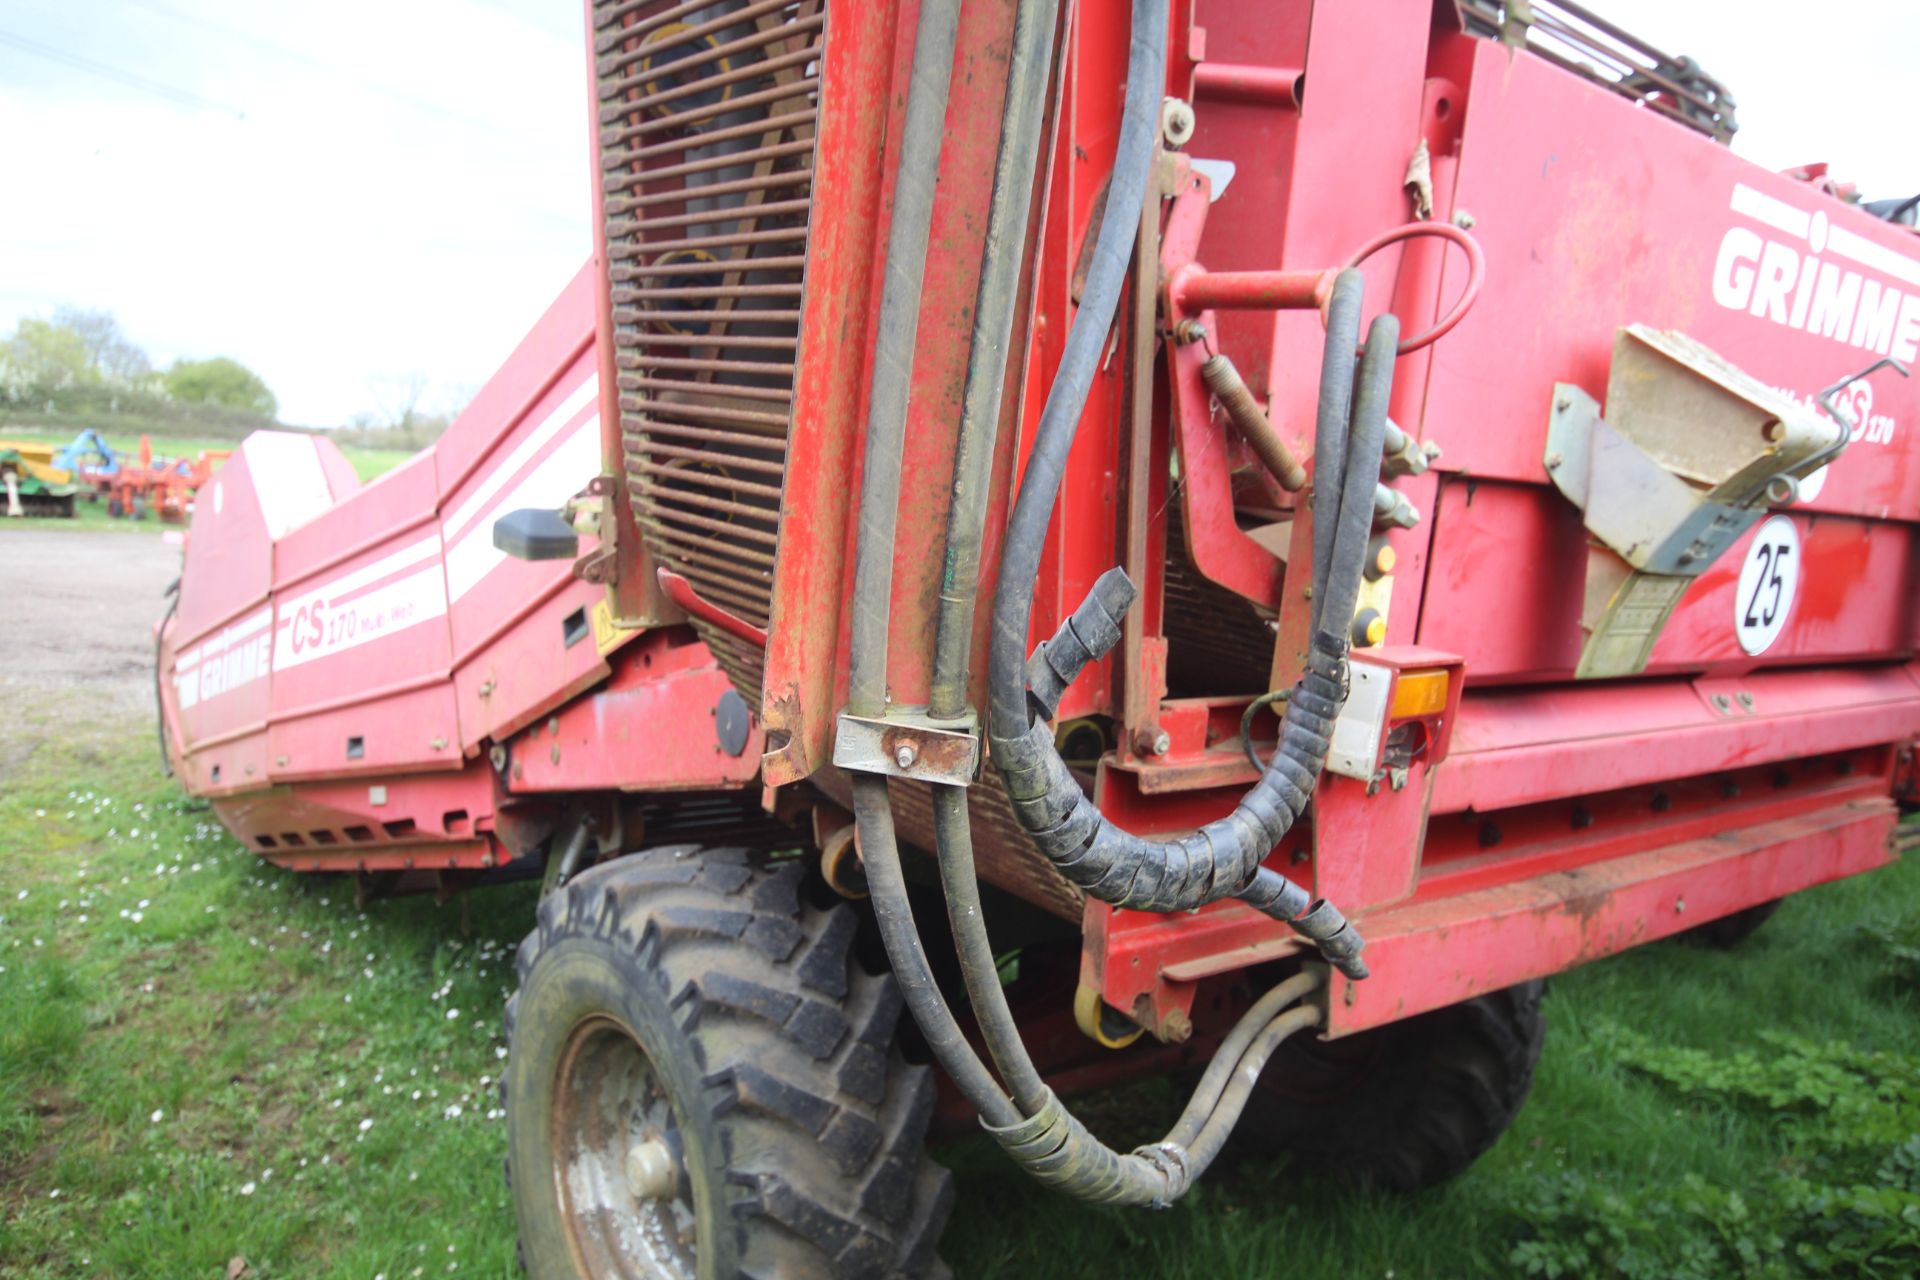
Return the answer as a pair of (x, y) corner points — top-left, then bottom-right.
(880, 724), (976, 779)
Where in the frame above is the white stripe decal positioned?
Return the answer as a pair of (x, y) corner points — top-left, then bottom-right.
(272, 565), (449, 673)
(442, 375), (599, 541)
(171, 605), (276, 707)
(282, 534), (442, 614)
(243, 434), (338, 539)
(1827, 224), (1920, 289)
(1729, 181), (1920, 286)
(1729, 183), (1809, 239)
(271, 533), (448, 673)
(445, 418), (601, 602)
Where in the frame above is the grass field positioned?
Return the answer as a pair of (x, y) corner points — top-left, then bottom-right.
(3, 692), (1916, 1278)
(0, 429), (417, 536)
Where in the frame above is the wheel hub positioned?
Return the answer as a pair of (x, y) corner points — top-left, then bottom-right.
(553, 1017), (698, 1278)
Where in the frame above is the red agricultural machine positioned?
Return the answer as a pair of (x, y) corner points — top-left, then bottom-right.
(108, 435), (230, 521)
(156, 0), (1920, 1274)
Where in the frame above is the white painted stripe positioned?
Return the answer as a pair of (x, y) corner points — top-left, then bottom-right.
(280, 534), (442, 618)
(174, 605), (274, 674)
(272, 565), (449, 673)
(1730, 181), (1920, 287)
(1827, 224), (1920, 289)
(445, 417), (601, 602)
(442, 375), (600, 540)
(1729, 182), (1809, 240)
(243, 434), (338, 539)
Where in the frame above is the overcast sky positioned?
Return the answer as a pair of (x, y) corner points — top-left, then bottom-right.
(1, 1), (1913, 428)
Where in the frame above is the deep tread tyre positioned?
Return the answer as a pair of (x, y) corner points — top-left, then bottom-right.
(1679, 898), (1781, 949)
(1234, 981), (1545, 1191)
(504, 845), (951, 1279)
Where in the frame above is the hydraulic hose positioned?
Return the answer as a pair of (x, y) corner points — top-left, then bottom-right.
(986, 272), (1389, 977)
(921, 0), (1063, 1118)
(840, 0), (1023, 1130)
(928, 0), (1063, 723)
(974, 0), (1380, 968)
(840, 0), (1363, 1210)
(846, 0), (965, 721)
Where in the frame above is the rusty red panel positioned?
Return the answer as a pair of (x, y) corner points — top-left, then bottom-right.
(507, 631), (763, 793)
(1328, 798), (1898, 1035)
(881, 0), (1019, 711)
(758, 0), (902, 787)
(214, 760), (504, 871)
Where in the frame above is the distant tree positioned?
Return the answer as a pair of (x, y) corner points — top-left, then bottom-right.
(165, 356), (277, 417)
(52, 307), (153, 385)
(1, 317), (105, 398)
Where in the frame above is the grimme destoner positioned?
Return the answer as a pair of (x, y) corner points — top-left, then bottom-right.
(157, 1), (1920, 1274)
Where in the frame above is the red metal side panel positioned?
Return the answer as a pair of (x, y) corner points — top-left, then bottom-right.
(168, 433), (364, 796)
(266, 525), (462, 782)
(1328, 799), (1899, 1034)
(214, 760), (503, 873)
(435, 293), (609, 750)
(506, 632), (763, 793)
(758, 0), (902, 785)
(1425, 39), (1920, 514)
(1418, 480), (1920, 682)
(1434, 661), (1920, 815)
(274, 450), (438, 580)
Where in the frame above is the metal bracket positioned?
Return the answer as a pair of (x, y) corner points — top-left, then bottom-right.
(1546, 325), (1844, 679)
(832, 707), (982, 786)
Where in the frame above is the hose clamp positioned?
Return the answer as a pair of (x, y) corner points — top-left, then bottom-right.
(833, 707), (982, 786)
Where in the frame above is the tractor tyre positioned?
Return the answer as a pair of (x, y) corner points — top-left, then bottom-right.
(108, 496), (125, 519)
(1679, 898), (1782, 949)
(1233, 980), (1545, 1192)
(503, 844), (952, 1280)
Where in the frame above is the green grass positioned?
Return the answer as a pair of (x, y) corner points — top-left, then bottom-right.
(2, 713), (1915, 1277)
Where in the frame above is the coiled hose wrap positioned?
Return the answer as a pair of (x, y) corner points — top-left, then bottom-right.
(984, 293), (1398, 981)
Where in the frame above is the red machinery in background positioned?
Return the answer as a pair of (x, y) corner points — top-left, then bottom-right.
(156, 1), (1920, 1275)
(109, 434), (229, 521)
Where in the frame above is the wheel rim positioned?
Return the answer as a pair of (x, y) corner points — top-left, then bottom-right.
(552, 1016), (700, 1279)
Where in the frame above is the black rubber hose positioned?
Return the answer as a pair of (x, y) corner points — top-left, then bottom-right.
(839, 0), (1023, 1129)
(1311, 270), (1365, 635)
(984, 0), (1166, 746)
(847, 0), (966, 719)
(983, 293), (1390, 971)
(928, 0), (1063, 722)
(854, 774), (1020, 1127)
(925, 0), (1334, 1168)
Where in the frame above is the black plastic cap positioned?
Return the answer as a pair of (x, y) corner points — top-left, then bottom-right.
(493, 508), (578, 562)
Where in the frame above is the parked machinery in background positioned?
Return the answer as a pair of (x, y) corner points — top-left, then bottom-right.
(0, 444), (77, 518)
(155, 1), (1920, 1275)
(106, 435), (228, 522)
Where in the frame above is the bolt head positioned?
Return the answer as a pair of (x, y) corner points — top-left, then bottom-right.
(894, 744), (917, 769)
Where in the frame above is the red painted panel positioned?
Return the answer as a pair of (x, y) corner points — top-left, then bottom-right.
(507, 632), (762, 793)
(1435, 662), (1920, 814)
(1426, 40), (1920, 517)
(1328, 799), (1897, 1035)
